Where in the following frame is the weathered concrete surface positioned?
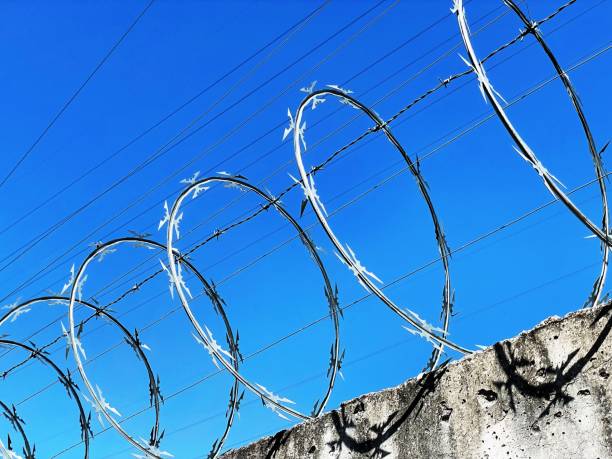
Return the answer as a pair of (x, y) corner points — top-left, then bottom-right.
(222, 303), (612, 458)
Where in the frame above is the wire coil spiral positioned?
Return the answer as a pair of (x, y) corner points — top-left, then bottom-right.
(0, 1), (609, 457)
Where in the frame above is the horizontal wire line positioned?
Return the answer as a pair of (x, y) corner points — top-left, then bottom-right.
(0, 0), (156, 189)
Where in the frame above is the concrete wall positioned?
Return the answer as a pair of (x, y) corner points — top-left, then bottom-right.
(221, 303), (612, 458)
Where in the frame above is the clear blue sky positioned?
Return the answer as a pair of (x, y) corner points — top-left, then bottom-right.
(0, 0), (610, 457)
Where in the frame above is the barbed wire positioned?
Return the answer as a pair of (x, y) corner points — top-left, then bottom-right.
(0, 296), (164, 451)
(0, 400), (34, 459)
(0, 0), (519, 374)
(0, 339), (91, 458)
(5, 39), (609, 456)
(1, 0), (610, 457)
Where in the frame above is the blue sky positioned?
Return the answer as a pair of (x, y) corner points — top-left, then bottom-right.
(0, 0), (610, 457)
